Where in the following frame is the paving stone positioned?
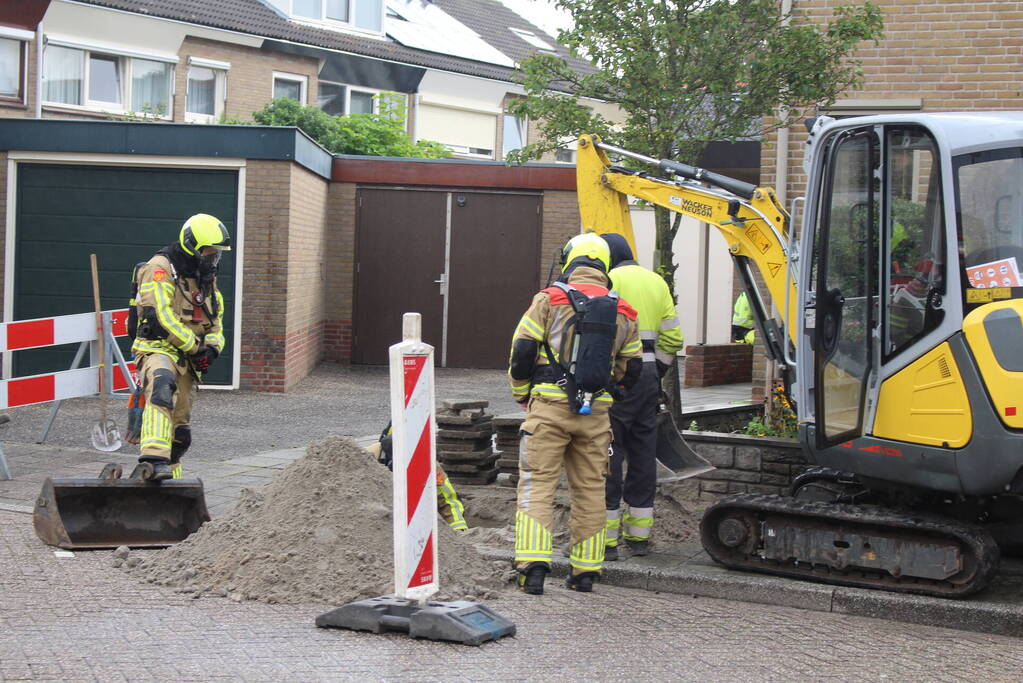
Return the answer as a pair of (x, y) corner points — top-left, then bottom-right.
(441, 399), (489, 411)
(437, 447), (493, 463)
(434, 438), (492, 451)
(447, 468), (499, 486)
(439, 453), (498, 473)
(435, 413), (493, 427)
(436, 427), (494, 440)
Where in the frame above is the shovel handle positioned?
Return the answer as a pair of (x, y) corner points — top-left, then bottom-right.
(90, 254), (106, 422)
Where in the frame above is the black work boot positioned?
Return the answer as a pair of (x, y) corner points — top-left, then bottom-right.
(565, 571), (599, 592)
(604, 545), (619, 562)
(518, 563), (549, 595)
(627, 539), (650, 557)
(139, 458), (173, 482)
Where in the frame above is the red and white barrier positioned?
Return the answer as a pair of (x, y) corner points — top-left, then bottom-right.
(388, 312), (439, 602)
(0, 309), (135, 410)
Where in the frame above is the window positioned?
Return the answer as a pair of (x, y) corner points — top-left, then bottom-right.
(284, 0), (382, 33)
(350, 89), (374, 114)
(555, 147), (575, 164)
(502, 113), (526, 158)
(885, 128), (945, 356)
(273, 72), (308, 104)
(444, 144), (494, 159)
(42, 44), (173, 116)
(185, 59), (229, 122)
(0, 36), (25, 102)
(316, 81), (382, 116)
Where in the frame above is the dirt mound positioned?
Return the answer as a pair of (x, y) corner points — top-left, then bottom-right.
(118, 437), (513, 604)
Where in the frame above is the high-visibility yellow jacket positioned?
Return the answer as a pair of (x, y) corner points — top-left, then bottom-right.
(132, 253), (225, 361)
(608, 261), (683, 367)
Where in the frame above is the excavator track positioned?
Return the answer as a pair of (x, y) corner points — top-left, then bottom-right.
(700, 493), (1001, 598)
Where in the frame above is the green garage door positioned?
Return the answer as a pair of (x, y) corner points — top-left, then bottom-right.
(14, 163), (238, 386)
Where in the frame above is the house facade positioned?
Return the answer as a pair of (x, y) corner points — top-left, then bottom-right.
(0, 0), (605, 162)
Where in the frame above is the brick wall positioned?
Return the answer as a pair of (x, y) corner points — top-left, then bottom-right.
(324, 181), (357, 362)
(283, 164), (329, 388)
(684, 343), (753, 387)
(539, 190), (581, 288)
(177, 37), (320, 122)
(239, 160), (292, 392)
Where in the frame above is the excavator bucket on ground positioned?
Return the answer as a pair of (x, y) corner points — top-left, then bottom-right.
(655, 409), (716, 482)
(33, 464), (209, 549)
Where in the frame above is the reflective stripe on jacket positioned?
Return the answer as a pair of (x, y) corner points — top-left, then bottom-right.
(508, 266), (641, 403)
(609, 261), (683, 365)
(131, 254), (226, 361)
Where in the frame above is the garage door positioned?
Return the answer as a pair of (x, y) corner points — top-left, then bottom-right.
(13, 163), (238, 386)
(354, 188), (540, 368)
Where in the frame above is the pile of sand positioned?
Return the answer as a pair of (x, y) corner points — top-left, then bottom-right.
(117, 437), (513, 604)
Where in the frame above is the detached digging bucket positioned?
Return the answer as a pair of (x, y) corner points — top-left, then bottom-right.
(33, 467), (210, 549)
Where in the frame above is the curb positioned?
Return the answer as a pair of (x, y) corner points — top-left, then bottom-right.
(479, 548), (1023, 638)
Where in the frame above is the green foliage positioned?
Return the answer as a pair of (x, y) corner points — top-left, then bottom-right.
(246, 96), (451, 159)
(509, 0), (884, 163)
(507, 0), (885, 299)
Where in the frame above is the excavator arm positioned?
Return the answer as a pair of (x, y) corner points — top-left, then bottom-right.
(575, 134), (798, 367)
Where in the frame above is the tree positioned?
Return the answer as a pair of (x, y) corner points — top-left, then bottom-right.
(508, 0), (883, 415)
(248, 95), (451, 159)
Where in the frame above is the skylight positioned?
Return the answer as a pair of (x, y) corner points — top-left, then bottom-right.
(508, 27), (555, 51)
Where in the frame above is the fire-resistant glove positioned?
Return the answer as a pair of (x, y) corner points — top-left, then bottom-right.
(192, 345), (219, 373)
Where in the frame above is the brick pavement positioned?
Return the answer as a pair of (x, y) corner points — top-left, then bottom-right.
(2, 509), (1022, 682)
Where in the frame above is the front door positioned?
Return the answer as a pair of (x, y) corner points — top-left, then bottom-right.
(813, 128), (880, 448)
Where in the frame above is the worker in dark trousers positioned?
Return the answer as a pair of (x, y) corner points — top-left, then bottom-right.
(509, 233), (642, 595)
(131, 214), (229, 481)
(600, 233), (683, 560)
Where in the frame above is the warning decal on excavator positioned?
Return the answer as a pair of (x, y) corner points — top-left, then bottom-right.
(967, 289), (993, 303)
(745, 226), (772, 254)
(768, 262), (783, 277)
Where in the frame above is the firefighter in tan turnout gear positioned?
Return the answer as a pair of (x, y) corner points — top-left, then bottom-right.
(131, 214), (229, 481)
(508, 233), (642, 595)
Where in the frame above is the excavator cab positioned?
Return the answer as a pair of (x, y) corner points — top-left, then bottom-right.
(796, 115), (1023, 500)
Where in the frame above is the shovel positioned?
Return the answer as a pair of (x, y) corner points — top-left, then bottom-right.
(89, 254), (122, 452)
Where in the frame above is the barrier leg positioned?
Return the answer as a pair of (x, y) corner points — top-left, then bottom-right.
(107, 325), (137, 392)
(36, 341), (89, 444)
(0, 443), (10, 481)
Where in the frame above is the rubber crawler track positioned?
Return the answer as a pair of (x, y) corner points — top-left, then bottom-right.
(700, 493), (1001, 598)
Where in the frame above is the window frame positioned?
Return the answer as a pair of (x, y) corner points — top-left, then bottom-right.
(184, 57), (230, 123)
(0, 35), (27, 104)
(501, 111), (527, 159)
(272, 71), (308, 105)
(316, 80), (381, 115)
(41, 41), (175, 118)
(285, 0), (385, 36)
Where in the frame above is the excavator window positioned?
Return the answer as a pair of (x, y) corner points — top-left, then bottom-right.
(955, 146), (1023, 315)
(884, 128), (946, 358)
(813, 127), (879, 447)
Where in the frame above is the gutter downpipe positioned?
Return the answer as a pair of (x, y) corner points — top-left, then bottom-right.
(765, 0), (793, 402)
(35, 23), (43, 118)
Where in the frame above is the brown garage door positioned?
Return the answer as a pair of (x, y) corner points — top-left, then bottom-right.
(354, 188), (541, 368)
(353, 188), (446, 364)
(446, 191), (541, 368)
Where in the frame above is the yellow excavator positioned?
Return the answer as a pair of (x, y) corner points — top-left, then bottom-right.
(577, 112), (1023, 597)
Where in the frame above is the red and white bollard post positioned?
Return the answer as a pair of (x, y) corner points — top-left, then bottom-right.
(316, 313), (514, 645)
(388, 312), (439, 602)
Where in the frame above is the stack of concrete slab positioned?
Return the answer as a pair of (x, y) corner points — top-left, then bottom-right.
(493, 413), (524, 488)
(436, 399), (498, 486)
